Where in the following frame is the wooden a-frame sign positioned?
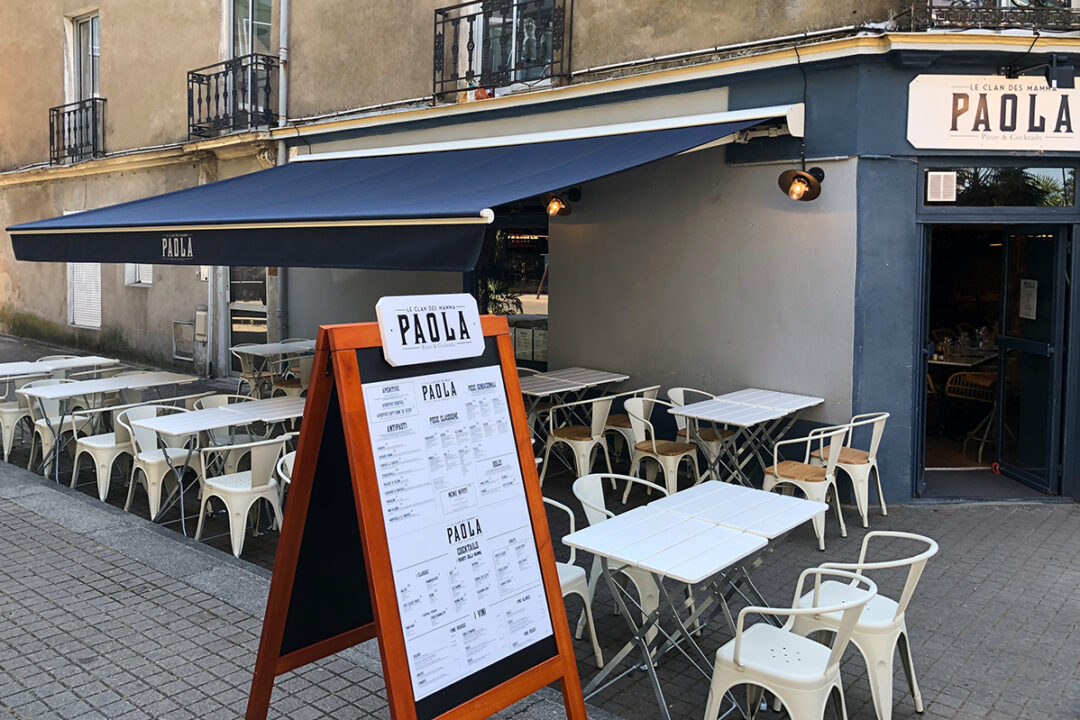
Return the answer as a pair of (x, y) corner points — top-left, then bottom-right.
(246, 315), (587, 720)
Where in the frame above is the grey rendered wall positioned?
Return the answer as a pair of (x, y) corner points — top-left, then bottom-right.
(286, 268), (461, 336)
(547, 148), (858, 425)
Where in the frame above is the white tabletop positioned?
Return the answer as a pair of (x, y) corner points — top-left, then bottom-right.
(650, 481), (826, 539)
(928, 354), (996, 368)
(563, 505), (767, 585)
(133, 396), (305, 437)
(230, 340), (315, 358)
(19, 372), (197, 402)
(519, 374), (587, 397)
(668, 398), (787, 427)
(543, 367), (629, 387)
(715, 388), (825, 413)
(0, 361), (50, 379)
(36, 356), (119, 371)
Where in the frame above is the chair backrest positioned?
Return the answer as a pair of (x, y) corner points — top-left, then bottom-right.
(572, 473), (668, 528)
(781, 568), (877, 670)
(542, 496), (577, 565)
(249, 437), (286, 488)
(20, 378), (74, 419)
(821, 531), (939, 621)
(296, 355), (315, 386)
(37, 354), (76, 362)
(806, 425), (847, 480)
(230, 344), (258, 374)
(623, 396), (652, 444)
(194, 393), (254, 411)
(281, 338), (308, 343)
(666, 387), (715, 432)
(847, 411), (889, 461)
(116, 405), (187, 453)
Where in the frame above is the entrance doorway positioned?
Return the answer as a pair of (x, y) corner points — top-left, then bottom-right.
(228, 266), (268, 372)
(921, 224), (1067, 499)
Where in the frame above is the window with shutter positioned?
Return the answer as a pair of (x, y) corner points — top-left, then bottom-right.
(124, 263), (153, 286)
(68, 262), (102, 329)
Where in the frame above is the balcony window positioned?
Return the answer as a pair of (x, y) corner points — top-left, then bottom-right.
(434, 0), (570, 101)
(187, 54), (278, 139)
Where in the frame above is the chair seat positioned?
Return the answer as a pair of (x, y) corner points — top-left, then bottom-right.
(556, 561), (586, 594)
(34, 416), (84, 432)
(273, 377), (304, 389)
(205, 470), (278, 495)
(715, 623), (832, 684)
(765, 460), (827, 482)
(810, 446), (871, 465)
(605, 414), (632, 429)
(676, 427), (735, 443)
(136, 447), (196, 465)
(635, 439), (695, 456)
(795, 580), (900, 631)
(77, 432), (128, 451)
(552, 426), (595, 442)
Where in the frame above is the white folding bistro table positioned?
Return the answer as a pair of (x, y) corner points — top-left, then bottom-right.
(669, 388), (824, 485)
(132, 396), (306, 535)
(230, 341), (315, 397)
(34, 355), (119, 376)
(564, 480), (825, 720)
(19, 371), (198, 482)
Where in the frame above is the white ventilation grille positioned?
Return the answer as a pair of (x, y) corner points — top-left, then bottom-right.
(926, 171), (958, 203)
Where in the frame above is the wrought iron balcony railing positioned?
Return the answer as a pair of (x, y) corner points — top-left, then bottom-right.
(49, 98), (106, 165)
(433, 0), (571, 101)
(911, 0), (1080, 30)
(187, 53), (278, 139)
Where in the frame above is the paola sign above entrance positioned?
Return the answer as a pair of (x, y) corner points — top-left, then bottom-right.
(908, 74), (1079, 151)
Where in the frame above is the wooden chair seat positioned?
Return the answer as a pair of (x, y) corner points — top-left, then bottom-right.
(273, 377), (304, 389)
(676, 427), (735, 443)
(810, 446), (871, 465)
(552, 426), (594, 442)
(636, 440), (696, 457)
(765, 460), (827, 482)
(605, 413), (631, 429)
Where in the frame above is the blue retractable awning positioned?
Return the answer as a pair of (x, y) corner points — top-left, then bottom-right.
(7, 119), (761, 270)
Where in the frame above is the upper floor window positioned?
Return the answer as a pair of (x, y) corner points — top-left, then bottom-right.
(233, 0), (272, 56)
(75, 14), (99, 100)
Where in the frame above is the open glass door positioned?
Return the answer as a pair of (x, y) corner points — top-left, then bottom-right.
(995, 227), (1067, 493)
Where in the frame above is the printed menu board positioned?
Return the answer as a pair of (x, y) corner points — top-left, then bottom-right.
(362, 363), (554, 700)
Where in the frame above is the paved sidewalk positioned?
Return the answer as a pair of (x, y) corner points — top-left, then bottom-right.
(0, 465), (616, 720)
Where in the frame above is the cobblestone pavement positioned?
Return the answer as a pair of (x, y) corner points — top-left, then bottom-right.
(0, 334), (1078, 719)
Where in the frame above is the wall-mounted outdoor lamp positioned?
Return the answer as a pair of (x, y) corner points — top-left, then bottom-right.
(542, 187), (581, 216)
(778, 167), (825, 202)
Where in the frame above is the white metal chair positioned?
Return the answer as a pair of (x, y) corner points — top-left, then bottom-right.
(230, 344), (266, 397)
(810, 412), (889, 528)
(193, 393), (256, 474)
(702, 568), (877, 720)
(668, 387), (736, 481)
(276, 449), (295, 505)
(71, 406), (136, 502)
(602, 385), (660, 464)
(572, 473), (669, 644)
(196, 436), (286, 558)
(763, 425), (848, 551)
(0, 373), (47, 461)
(623, 396), (699, 500)
(538, 396), (614, 485)
(791, 532), (939, 720)
(269, 354), (314, 398)
(542, 496), (604, 668)
(24, 378), (85, 474)
(37, 354), (76, 378)
(118, 405), (195, 519)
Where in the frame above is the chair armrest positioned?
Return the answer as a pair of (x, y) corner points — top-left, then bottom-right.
(543, 497), (577, 565)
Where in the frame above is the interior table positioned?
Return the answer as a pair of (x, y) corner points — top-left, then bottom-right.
(19, 371), (197, 482)
(564, 481), (825, 720)
(230, 341), (315, 397)
(132, 396), (305, 535)
(669, 388), (824, 485)
(928, 351), (997, 368)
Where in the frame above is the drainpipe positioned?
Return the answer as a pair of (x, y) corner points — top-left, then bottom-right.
(275, 0), (290, 340)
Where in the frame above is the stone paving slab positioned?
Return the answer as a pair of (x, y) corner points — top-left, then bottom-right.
(0, 463), (619, 720)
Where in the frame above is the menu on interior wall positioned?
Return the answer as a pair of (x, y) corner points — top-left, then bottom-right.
(514, 327), (534, 361)
(532, 329), (548, 363)
(362, 364), (553, 700)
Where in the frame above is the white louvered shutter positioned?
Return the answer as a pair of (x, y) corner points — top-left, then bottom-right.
(68, 262), (102, 328)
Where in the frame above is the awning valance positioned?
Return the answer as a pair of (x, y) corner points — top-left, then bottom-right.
(7, 114), (775, 270)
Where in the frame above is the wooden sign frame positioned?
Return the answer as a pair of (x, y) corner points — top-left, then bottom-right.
(246, 315), (587, 720)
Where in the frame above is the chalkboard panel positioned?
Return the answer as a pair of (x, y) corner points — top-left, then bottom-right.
(280, 390), (374, 656)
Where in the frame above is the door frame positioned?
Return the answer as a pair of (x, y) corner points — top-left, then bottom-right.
(914, 221), (1070, 497)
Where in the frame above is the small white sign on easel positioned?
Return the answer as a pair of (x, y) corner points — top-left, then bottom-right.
(375, 294), (485, 367)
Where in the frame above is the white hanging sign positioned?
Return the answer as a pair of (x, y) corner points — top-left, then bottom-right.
(1019, 278), (1038, 320)
(376, 293), (485, 367)
(908, 74), (1080, 151)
